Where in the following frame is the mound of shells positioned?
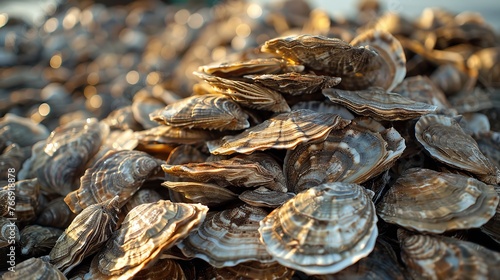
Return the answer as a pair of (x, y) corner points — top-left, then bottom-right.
(1, 0), (500, 278)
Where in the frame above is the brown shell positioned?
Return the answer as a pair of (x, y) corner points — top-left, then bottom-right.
(315, 238), (408, 280)
(284, 120), (405, 193)
(123, 188), (164, 213)
(49, 196), (120, 275)
(393, 75), (456, 115)
(1, 257), (67, 280)
(260, 34), (381, 90)
(238, 187), (295, 208)
(377, 168), (499, 233)
(64, 150), (162, 214)
(37, 118), (110, 196)
(4, 178), (40, 222)
(103, 106), (143, 131)
(204, 261), (295, 280)
(244, 72), (341, 96)
(322, 87), (437, 121)
(398, 229), (500, 280)
(259, 182), (378, 275)
(415, 114), (500, 184)
(0, 113), (50, 147)
(291, 101), (355, 120)
(350, 29), (407, 91)
(162, 181), (238, 207)
(207, 109), (351, 155)
(132, 259), (187, 280)
(0, 144), (30, 180)
(198, 57), (303, 78)
(131, 95), (165, 130)
(467, 46), (500, 87)
(193, 71), (290, 112)
(20, 225), (64, 257)
(135, 125), (216, 145)
(88, 200), (208, 280)
(1, 216), (19, 248)
(36, 197), (76, 229)
(481, 186), (500, 244)
(474, 131), (500, 169)
(177, 204), (272, 267)
(162, 152), (286, 192)
(150, 94), (250, 131)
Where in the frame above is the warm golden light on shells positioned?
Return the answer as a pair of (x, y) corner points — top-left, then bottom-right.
(63, 8), (79, 30)
(38, 103), (51, 117)
(236, 23), (251, 38)
(84, 85), (97, 98)
(87, 72), (100, 85)
(174, 9), (190, 25)
(50, 53), (62, 69)
(44, 17), (58, 33)
(88, 94), (103, 109)
(126, 70), (140, 85)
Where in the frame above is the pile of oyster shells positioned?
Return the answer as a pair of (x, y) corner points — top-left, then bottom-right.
(1, 0), (500, 279)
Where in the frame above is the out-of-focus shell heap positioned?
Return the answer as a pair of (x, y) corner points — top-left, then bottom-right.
(377, 168), (499, 233)
(259, 182), (378, 275)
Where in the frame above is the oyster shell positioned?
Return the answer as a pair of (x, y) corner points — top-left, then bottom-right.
(202, 260), (295, 280)
(193, 71), (290, 112)
(123, 188), (164, 213)
(284, 120), (405, 193)
(207, 109), (351, 155)
(350, 29), (406, 91)
(49, 196), (120, 275)
(415, 114), (500, 184)
(243, 72), (341, 95)
(20, 225), (64, 257)
(377, 168), (499, 233)
(0, 113), (50, 147)
(481, 186), (500, 244)
(37, 118), (110, 196)
(198, 57), (303, 78)
(36, 197), (76, 229)
(238, 187), (295, 208)
(135, 125), (216, 145)
(87, 200), (208, 280)
(64, 150), (162, 214)
(162, 181), (238, 207)
(1, 257), (67, 280)
(132, 259), (187, 280)
(0, 144), (30, 180)
(398, 229), (500, 279)
(291, 101), (355, 120)
(260, 34), (381, 90)
(322, 87), (438, 121)
(150, 94), (250, 131)
(131, 94), (165, 129)
(162, 152), (286, 192)
(1, 216), (19, 248)
(259, 182), (378, 275)
(177, 204), (272, 267)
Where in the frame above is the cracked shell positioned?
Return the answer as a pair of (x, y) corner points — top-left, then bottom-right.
(258, 182), (378, 275)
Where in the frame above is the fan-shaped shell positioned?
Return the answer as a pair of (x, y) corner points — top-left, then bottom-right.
(49, 196), (120, 275)
(415, 114), (500, 184)
(0, 113), (50, 147)
(243, 72), (341, 95)
(64, 150), (162, 214)
(193, 71), (290, 112)
(1, 257), (67, 280)
(207, 109), (351, 155)
(88, 200), (208, 280)
(377, 168), (499, 233)
(162, 152), (286, 192)
(36, 197), (76, 229)
(162, 181), (238, 207)
(398, 229), (500, 280)
(149, 94), (250, 131)
(284, 120), (405, 193)
(1, 216), (19, 248)
(322, 87), (437, 121)
(37, 118), (110, 196)
(239, 187), (295, 208)
(260, 34), (381, 90)
(259, 182), (378, 275)
(20, 225), (64, 257)
(198, 57), (304, 78)
(177, 204), (272, 267)
(350, 29), (406, 91)
(135, 125), (216, 145)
